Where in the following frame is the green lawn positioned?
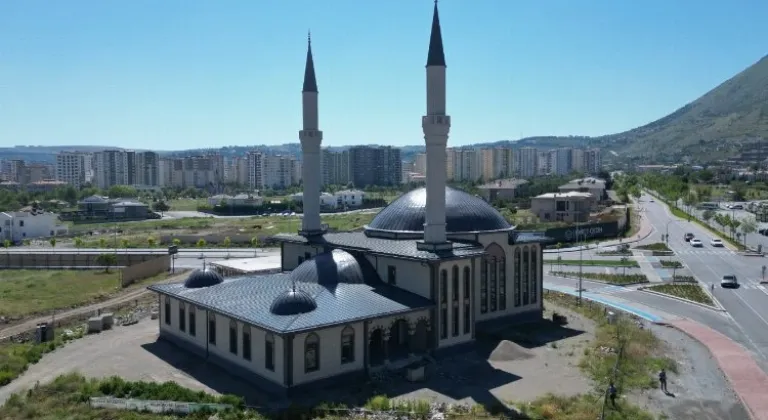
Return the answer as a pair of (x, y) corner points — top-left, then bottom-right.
(659, 260), (683, 269)
(544, 259), (639, 268)
(165, 198), (208, 211)
(550, 271), (649, 285)
(646, 284), (714, 306)
(635, 242), (671, 251)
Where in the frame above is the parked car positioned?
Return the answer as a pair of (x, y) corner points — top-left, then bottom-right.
(684, 233), (695, 242)
(710, 238), (724, 247)
(721, 275), (738, 288)
(732, 204), (744, 210)
(690, 238), (703, 247)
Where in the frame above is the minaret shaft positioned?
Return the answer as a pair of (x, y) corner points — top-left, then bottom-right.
(299, 36), (324, 237)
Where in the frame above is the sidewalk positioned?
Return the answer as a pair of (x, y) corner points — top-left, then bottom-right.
(545, 284), (768, 420)
(669, 319), (768, 420)
(544, 202), (655, 254)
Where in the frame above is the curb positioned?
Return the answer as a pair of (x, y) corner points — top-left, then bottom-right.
(638, 288), (724, 312)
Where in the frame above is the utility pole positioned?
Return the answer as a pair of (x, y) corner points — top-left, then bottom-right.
(579, 229), (584, 305)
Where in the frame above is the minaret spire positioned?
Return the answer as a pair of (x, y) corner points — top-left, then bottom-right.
(426, 0), (446, 67)
(303, 31), (318, 93)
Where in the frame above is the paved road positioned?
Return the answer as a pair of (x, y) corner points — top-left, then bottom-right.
(640, 194), (768, 364)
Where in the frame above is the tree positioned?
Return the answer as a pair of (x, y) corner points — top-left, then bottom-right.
(729, 218), (741, 240)
(222, 236), (231, 249)
(3, 239), (10, 254)
(702, 210), (715, 226)
(741, 217), (757, 247)
(250, 236), (259, 256)
(196, 238), (207, 249)
(96, 253), (118, 273)
(74, 237), (84, 253)
(153, 201), (170, 215)
(49, 237), (56, 249)
(147, 236), (156, 248)
(120, 239), (130, 249)
(99, 237), (107, 248)
(172, 238), (182, 247)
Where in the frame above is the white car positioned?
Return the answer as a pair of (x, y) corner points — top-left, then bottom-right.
(690, 239), (703, 247)
(710, 238), (724, 247)
(721, 275), (738, 288)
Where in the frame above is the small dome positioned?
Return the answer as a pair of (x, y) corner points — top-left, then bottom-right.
(270, 289), (317, 316)
(366, 186), (512, 236)
(291, 249), (380, 285)
(184, 268), (224, 289)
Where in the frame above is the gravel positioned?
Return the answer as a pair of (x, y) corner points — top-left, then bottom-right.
(630, 323), (751, 420)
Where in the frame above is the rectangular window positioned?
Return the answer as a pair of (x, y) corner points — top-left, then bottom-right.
(242, 330), (252, 361)
(179, 305), (186, 332)
(452, 274), (459, 302)
(189, 309), (196, 337)
(480, 263), (488, 314)
(522, 249), (530, 305)
(341, 333), (354, 364)
(440, 308), (448, 339)
(440, 270), (448, 304)
(463, 303), (471, 335)
(489, 261), (497, 312)
(208, 316), (216, 345)
(265, 338), (275, 371)
(164, 298), (171, 325)
(514, 250), (522, 307)
(387, 265), (396, 285)
(499, 259), (507, 310)
(530, 247), (538, 303)
(229, 323), (238, 354)
(452, 306), (459, 337)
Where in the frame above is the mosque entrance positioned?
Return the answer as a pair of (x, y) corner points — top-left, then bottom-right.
(410, 319), (429, 354)
(369, 329), (386, 366)
(388, 319), (410, 360)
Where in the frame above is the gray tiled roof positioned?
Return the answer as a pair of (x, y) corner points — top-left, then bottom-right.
(274, 231), (486, 261)
(365, 187), (512, 235)
(149, 274), (433, 334)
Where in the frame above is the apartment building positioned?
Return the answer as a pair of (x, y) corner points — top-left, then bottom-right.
(447, 148), (481, 182)
(136, 152), (159, 187)
(513, 147), (602, 178)
(94, 150), (133, 189)
(262, 155), (296, 189)
(321, 149), (350, 186)
(349, 146), (401, 187)
(481, 147), (514, 181)
(55, 152), (93, 188)
(514, 147), (538, 178)
(531, 191), (594, 223)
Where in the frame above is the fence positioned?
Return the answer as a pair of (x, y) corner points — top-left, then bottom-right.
(121, 255), (170, 287)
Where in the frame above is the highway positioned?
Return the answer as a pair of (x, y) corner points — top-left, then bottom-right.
(641, 194), (768, 362)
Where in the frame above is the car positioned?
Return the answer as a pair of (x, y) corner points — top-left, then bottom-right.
(710, 238), (724, 247)
(721, 275), (738, 288)
(732, 204), (744, 210)
(684, 233), (695, 242)
(690, 239), (703, 247)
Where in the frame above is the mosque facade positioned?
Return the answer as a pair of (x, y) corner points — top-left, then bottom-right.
(149, 3), (547, 397)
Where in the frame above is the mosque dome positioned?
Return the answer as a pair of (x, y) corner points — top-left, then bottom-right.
(365, 186), (512, 237)
(290, 249), (381, 285)
(269, 289), (318, 316)
(183, 268), (224, 289)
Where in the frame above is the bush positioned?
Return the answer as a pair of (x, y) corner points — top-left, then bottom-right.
(659, 260), (683, 268)
(0, 330), (84, 386)
(673, 275), (696, 283)
(647, 284), (714, 306)
(550, 271), (649, 285)
(635, 242), (671, 251)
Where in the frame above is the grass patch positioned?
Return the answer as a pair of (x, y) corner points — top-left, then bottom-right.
(544, 259), (639, 268)
(673, 275), (696, 283)
(513, 393), (654, 420)
(646, 284), (714, 306)
(0, 270), (169, 319)
(635, 242), (670, 251)
(165, 198), (209, 211)
(550, 271), (648, 285)
(659, 260), (683, 269)
(544, 290), (677, 395)
(596, 250), (632, 256)
(0, 326), (85, 386)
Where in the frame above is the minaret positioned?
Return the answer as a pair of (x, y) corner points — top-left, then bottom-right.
(299, 33), (325, 237)
(418, 1), (452, 251)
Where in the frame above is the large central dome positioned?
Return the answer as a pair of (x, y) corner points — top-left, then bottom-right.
(365, 187), (512, 236)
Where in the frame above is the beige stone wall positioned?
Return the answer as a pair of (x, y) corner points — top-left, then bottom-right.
(121, 255), (170, 287)
(0, 252), (161, 268)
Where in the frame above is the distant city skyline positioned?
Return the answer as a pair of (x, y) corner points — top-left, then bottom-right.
(2, 0), (767, 149)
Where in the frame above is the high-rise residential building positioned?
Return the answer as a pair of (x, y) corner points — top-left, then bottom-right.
(446, 148), (481, 182)
(481, 147), (513, 181)
(584, 148), (602, 175)
(349, 146), (401, 187)
(262, 155), (296, 189)
(321, 149), (350, 186)
(55, 152), (93, 188)
(136, 151), (160, 187)
(551, 148), (573, 175)
(413, 153), (427, 175)
(246, 152), (264, 190)
(514, 147), (538, 178)
(0, 159), (26, 183)
(570, 148), (585, 173)
(94, 150), (134, 189)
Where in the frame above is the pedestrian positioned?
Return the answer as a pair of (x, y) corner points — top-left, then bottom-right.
(659, 368), (668, 392)
(608, 382), (618, 407)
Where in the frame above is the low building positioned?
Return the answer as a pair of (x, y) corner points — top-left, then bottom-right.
(558, 177), (606, 200)
(290, 192), (339, 209)
(208, 194), (264, 208)
(63, 195), (151, 221)
(478, 179), (529, 202)
(531, 191), (594, 223)
(334, 190), (365, 208)
(208, 255), (282, 277)
(0, 210), (69, 243)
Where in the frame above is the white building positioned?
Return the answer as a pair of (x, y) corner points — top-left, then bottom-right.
(207, 194), (264, 208)
(55, 152), (93, 189)
(0, 211), (69, 243)
(149, 4), (547, 397)
(334, 190), (365, 208)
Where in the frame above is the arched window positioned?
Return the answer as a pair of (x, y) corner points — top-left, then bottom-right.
(305, 333), (320, 373)
(452, 265), (459, 302)
(164, 296), (171, 326)
(178, 302), (186, 332)
(530, 245), (538, 303)
(499, 256), (507, 310)
(463, 266), (471, 300)
(463, 266), (471, 334)
(341, 326), (355, 364)
(514, 248), (522, 307)
(485, 243), (505, 313)
(188, 305), (196, 337)
(440, 269), (448, 339)
(522, 246), (530, 305)
(208, 313), (216, 345)
(265, 333), (275, 371)
(242, 325), (252, 361)
(229, 320), (238, 355)
(440, 269), (448, 304)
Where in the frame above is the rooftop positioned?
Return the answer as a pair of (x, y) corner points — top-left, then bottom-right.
(209, 255), (282, 274)
(149, 273), (433, 334)
(535, 192), (593, 199)
(478, 179), (529, 190)
(560, 178), (606, 188)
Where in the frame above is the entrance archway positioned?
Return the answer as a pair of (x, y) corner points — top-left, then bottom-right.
(410, 319), (429, 354)
(369, 328), (385, 366)
(388, 319), (410, 360)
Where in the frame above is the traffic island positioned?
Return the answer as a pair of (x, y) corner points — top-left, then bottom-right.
(549, 271), (649, 286)
(638, 279), (724, 311)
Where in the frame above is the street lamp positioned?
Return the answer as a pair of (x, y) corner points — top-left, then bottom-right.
(578, 229), (588, 305)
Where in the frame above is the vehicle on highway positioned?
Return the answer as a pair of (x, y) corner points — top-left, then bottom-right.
(721, 275), (738, 288)
(727, 204), (744, 210)
(710, 238), (724, 247)
(697, 202), (719, 210)
(690, 238), (703, 247)
(684, 233), (695, 242)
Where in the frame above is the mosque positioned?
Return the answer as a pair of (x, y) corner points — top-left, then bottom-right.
(149, 2), (547, 397)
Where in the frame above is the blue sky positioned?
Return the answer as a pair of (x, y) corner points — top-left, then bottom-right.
(2, 0), (767, 151)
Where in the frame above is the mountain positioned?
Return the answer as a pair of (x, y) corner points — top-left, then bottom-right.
(595, 54), (768, 160)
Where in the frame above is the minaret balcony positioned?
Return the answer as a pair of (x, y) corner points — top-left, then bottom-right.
(299, 130), (323, 142)
(422, 115), (451, 137)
